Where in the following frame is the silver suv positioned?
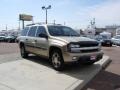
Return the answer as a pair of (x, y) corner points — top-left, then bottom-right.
(18, 23), (103, 70)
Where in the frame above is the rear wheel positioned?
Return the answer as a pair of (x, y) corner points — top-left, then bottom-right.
(50, 49), (64, 71)
(8, 39), (11, 43)
(20, 45), (28, 58)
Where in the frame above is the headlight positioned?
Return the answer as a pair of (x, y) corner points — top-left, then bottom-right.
(67, 43), (81, 53)
(99, 42), (101, 46)
(69, 44), (80, 48)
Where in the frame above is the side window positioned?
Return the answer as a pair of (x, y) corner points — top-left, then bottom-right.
(36, 26), (47, 37)
(28, 26), (37, 37)
(21, 27), (29, 36)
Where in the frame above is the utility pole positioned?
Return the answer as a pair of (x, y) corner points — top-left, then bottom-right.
(18, 20), (20, 30)
(53, 20), (56, 25)
(22, 20), (24, 29)
(6, 24), (8, 31)
(64, 22), (66, 25)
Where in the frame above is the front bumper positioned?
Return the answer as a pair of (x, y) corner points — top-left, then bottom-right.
(102, 41), (112, 45)
(62, 50), (104, 63)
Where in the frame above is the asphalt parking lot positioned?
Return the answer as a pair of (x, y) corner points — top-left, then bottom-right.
(82, 46), (120, 90)
(0, 43), (119, 90)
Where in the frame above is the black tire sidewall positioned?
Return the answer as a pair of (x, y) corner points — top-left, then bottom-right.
(20, 46), (28, 58)
(50, 49), (64, 71)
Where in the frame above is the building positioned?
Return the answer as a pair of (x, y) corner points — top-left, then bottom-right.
(95, 28), (106, 35)
(105, 25), (120, 36)
(116, 28), (120, 35)
(0, 29), (19, 36)
(95, 25), (120, 37)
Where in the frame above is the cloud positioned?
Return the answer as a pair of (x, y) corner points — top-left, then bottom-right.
(76, 0), (120, 27)
(90, 0), (120, 26)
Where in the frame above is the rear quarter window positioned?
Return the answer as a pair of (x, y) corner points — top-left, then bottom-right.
(28, 26), (37, 37)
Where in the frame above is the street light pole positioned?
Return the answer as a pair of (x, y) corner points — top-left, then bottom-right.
(22, 20), (24, 29)
(42, 5), (51, 24)
(46, 9), (47, 24)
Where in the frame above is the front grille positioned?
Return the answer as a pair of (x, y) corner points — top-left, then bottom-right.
(81, 49), (99, 53)
(78, 41), (99, 47)
(71, 41), (99, 47)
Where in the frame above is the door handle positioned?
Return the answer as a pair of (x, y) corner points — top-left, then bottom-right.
(35, 40), (37, 42)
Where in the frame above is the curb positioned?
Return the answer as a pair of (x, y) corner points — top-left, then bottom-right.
(67, 55), (111, 90)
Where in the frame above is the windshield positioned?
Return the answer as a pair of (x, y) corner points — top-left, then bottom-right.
(48, 26), (80, 36)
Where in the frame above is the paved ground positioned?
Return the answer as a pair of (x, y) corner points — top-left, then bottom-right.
(82, 46), (120, 90)
(0, 43), (119, 90)
(0, 43), (21, 64)
(0, 55), (109, 90)
(0, 43), (19, 55)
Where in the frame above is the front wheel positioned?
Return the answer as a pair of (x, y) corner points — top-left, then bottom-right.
(20, 45), (28, 58)
(50, 49), (64, 71)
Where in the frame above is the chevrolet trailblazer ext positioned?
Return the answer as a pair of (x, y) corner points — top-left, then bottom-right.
(18, 23), (103, 71)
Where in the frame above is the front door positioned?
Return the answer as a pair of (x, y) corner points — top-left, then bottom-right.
(34, 26), (49, 56)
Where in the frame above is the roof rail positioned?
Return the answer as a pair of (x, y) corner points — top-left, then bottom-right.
(26, 22), (62, 26)
(26, 22), (45, 26)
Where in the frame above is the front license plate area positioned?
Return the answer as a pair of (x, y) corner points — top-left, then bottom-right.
(90, 55), (96, 60)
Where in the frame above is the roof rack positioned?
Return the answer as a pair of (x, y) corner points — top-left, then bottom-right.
(26, 22), (62, 26)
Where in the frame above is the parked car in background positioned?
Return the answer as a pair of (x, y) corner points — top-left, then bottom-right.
(5, 35), (17, 43)
(0, 34), (6, 42)
(111, 35), (120, 46)
(95, 35), (112, 46)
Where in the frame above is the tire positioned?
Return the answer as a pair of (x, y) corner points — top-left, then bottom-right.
(8, 39), (11, 43)
(20, 45), (28, 58)
(110, 43), (112, 47)
(50, 49), (64, 71)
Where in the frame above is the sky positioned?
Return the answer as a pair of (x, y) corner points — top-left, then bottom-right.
(0, 0), (120, 30)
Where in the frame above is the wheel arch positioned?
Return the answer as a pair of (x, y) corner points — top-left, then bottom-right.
(49, 46), (63, 58)
(19, 42), (25, 48)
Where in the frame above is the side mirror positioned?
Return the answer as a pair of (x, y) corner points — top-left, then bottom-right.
(38, 33), (48, 39)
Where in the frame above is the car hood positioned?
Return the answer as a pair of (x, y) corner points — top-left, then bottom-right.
(0, 36), (5, 38)
(6, 36), (15, 39)
(53, 36), (97, 43)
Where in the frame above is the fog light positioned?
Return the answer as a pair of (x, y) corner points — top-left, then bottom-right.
(72, 56), (78, 60)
